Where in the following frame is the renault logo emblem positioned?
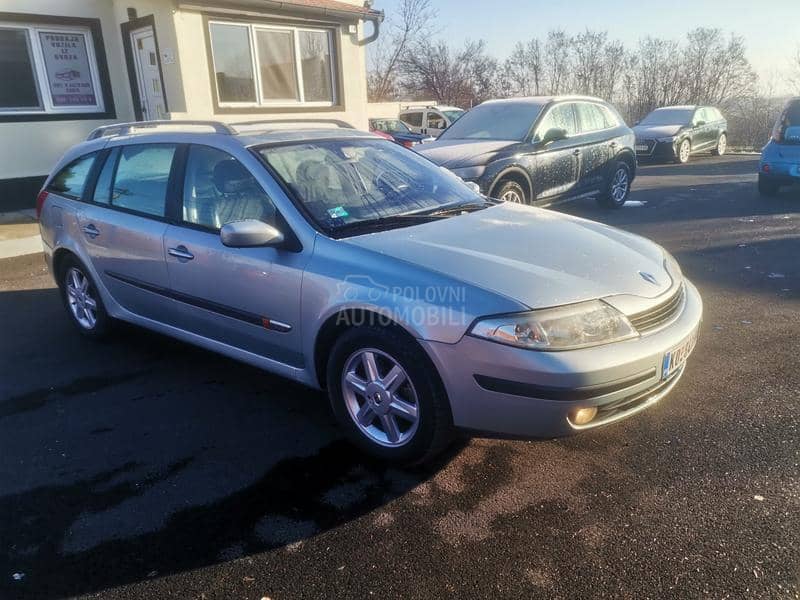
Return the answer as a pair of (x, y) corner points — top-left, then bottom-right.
(639, 271), (659, 285)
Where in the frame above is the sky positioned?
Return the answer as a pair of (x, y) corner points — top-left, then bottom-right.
(372, 0), (800, 94)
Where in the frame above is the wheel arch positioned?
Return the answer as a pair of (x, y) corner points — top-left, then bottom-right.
(488, 167), (534, 201)
(313, 308), (426, 390)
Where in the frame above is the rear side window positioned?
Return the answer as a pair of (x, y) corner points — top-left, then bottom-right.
(785, 101), (800, 126)
(576, 103), (607, 132)
(401, 111), (423, 127)
(110, 144), (177, 217)
(182, 145), (276, 230)
(48, 152), (99, 199)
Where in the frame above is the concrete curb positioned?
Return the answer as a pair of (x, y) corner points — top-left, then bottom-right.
(0, 234), (43, 260)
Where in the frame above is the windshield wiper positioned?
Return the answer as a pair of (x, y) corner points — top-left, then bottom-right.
(330, 213), (444, 236)
(421, 199), (495, 217)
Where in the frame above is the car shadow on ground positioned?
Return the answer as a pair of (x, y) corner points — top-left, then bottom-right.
(0, 287), (464, 599)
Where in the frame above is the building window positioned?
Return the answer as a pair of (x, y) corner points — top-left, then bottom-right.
(0, 22), (105, 115)
(208, 20), (338, 108)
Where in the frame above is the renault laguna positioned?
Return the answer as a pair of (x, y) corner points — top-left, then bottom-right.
(37, 121), (702, 464)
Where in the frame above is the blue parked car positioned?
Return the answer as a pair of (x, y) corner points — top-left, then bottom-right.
(759, 97), (800, 196)
(369, 118), (433, 149)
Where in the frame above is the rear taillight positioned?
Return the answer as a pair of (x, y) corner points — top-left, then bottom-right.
(35, 190), (48, 221)
(402, 140), (414, 149)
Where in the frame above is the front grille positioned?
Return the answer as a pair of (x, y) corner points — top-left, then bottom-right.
(635, 138), (656, 153)
(629, 285), (685, 333)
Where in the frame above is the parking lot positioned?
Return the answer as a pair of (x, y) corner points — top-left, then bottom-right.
(1, 154), (798, 599)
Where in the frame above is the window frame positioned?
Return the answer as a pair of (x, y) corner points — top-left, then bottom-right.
(0, 13), (114, 121)
(46, 151), (102, 201)
(207, 17), (339, 111)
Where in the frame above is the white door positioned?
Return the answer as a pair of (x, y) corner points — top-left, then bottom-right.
(131, 27), (166, 121)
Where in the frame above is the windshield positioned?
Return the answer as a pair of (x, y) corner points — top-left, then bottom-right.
(438, 102), (544, 141)
(259, 138), (484, 235)
(639, 108), (694, 126)
(443, 110), (465, 123)
(372, 119), (411, 134)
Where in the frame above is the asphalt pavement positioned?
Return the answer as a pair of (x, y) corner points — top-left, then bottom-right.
(1, 155), (798, 599)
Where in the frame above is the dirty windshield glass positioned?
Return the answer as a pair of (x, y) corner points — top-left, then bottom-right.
(438, 102), (544, 141)
(259, 138), (483, 234)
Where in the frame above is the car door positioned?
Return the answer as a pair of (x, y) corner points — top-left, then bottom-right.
(400, 111), (424, 134)
(161, 144), (306, 367)
(575, 102), (612, 193)
(424, 110), (448, 137)
(531, 102), (581, 202)
(77, 143), (176, 321)
(692, 108), (715, 150)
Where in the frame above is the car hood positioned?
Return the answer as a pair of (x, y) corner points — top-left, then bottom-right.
(343, 203), (674, 309)
(415, 139), (519, 168)
(633, 124), (684, 139)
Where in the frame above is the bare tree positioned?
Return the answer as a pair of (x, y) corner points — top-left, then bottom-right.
(367, 0), (436, 101)
(503, 40), (543, 96)
(544, 30), (571, 95)
(401, 39), (498, 107)
(792, 47), (800, 93)
(572, 30), (607, 96)
(682, 28), (756, 105)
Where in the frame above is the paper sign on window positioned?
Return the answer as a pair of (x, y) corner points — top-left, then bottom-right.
(38, 31), (97, 107)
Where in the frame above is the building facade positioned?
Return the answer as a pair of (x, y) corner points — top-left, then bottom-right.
(0, 0), (382, 210)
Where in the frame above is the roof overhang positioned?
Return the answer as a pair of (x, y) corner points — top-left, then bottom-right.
(178, 0), (384, 23)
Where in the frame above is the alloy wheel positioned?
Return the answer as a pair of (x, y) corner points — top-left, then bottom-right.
(341, 348), (420, 447)
(679, 140), (691, 163)
(65, 267), (98, 330)
(717, 134), (727, 156)
(502, 189), (524, 203)
(611, 167), (629, 203)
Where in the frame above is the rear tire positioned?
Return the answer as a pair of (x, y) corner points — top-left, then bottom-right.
(494, 179), (528, 204)
(597, 161), (632, 209)
(711, 133), (727, 156)
(326, 324), (453, 465)
(758, 174), (780, 197)
(57, 255), (112, 339)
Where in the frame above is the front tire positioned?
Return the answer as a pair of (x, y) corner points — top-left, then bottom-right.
(326, 324), (453, 464)
(675, 139), (691, 164)
(711, 133), (727, 156)
(758, 174), (780, 197)
(494, 179), (528, 204)
(58, 256), (112, 339)
(597, 161), (632, 209)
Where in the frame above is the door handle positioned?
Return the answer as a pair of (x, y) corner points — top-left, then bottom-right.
(168, 245), (194, 261)
(609, 141), (617, 148)
(82, 224), (100, 238)
(572, 149), (581, 156)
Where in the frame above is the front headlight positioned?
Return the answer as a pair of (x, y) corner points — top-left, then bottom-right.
(657, 136), (678, 143)
(449, 165), (486, 180)
(470, 300), (638, 351)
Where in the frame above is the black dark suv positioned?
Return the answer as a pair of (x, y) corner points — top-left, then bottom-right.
(633, 105), (728, 164)
(416, 96), (637, 208)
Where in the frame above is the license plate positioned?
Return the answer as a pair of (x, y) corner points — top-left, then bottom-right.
(661, 329), (698, 380)
(635, 145), (649, 152)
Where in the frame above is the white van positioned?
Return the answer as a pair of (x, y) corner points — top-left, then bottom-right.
(399, 105), (465, 137)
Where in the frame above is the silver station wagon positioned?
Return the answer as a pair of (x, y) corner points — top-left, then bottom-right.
(37, 120), (702, 463)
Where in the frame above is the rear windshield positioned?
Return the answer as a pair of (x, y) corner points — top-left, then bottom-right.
(785, 101), (800, 126)
(258, 138), (480, 234)
(438, 102), (544, 141)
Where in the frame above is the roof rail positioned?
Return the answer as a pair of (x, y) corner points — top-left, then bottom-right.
(231, 118), (356, 131)
(86, 120), (236, 141)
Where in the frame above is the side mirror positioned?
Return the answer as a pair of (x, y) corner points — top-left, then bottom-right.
(220, 220), (284, 248)
(695, 120), (706, 127)
(541, 127), (568, 144)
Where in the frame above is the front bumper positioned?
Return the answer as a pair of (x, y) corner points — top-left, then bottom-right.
(636, 139), (678, 161)
(420, 280), (703, 438)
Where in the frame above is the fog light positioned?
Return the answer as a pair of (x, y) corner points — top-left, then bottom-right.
(571, 407), (598, 426)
